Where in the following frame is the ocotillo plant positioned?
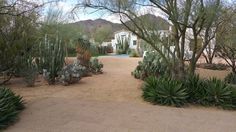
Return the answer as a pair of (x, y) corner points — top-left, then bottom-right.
(38, 35), (65, 84)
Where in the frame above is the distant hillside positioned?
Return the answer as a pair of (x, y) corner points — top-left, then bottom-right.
(70, 14), (170, 42)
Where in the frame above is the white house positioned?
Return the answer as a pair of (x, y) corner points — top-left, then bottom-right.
(111, 29), (138, 51)
(109, 26), (216, 58)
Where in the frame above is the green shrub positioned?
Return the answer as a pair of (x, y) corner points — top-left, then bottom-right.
(129, 49), (140, 57)
(20, 54), (38, 87)
(89, 58), (103, 74)
(142, 76), (188, 107)
(225, 72), (236, 84)
(0, 87), (24, 129)
(132, 52), (169, 80)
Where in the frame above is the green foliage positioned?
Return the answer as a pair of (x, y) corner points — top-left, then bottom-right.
(142, 74), (236, 109)
(225, 72), (236, 84)
(142, 76), (188, 107)
(0, 87), (24, 129)
(0, 4), (39, 84)
(93, 25), (112, 44)
(128, 49), (140, 57)
(132, 52), (169, 80)
(39, 35), (65, 84)
(89, 58), (103, 74)
(59, 60), (86, 86)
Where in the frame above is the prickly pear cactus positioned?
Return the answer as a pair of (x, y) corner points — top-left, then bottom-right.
(59, 60), (86, 86)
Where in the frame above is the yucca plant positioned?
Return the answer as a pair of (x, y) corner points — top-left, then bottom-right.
(0, 87), (24, 129)
(142, 76), (188, 107)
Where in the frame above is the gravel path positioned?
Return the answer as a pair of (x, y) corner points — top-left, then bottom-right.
(6, 57), (236, 132)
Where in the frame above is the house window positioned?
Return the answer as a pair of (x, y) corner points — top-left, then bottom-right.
(133, 40), (137, 46)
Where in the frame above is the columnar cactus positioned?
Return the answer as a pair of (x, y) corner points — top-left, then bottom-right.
(39, 35), (65, 84)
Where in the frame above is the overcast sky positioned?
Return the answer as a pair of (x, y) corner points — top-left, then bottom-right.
(44, 0), (234, 23)
(44, 0), (166, 23)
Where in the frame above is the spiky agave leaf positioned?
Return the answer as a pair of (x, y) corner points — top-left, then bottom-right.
(0, 87), (24, 129)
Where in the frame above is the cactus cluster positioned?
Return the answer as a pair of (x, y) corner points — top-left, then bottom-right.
(39, 35), (65, 84)
(89, 58), (103, 74)
(59, 60), (86, 86)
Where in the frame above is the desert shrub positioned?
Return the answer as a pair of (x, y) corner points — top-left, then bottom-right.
(0, 87), (24, 129)
(128, 49), (140, 57)
(142, 76), (188, 107)
(225, 72), (236, 84)
(59, 60), (86, 86)
(132, 52), (168, 80)
(89, 58), (103, 74)
(19, 54), (38, 87)
(21, 66), (38, 87)
(196, 63), (228, 70)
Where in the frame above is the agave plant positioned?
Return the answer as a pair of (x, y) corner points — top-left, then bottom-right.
(0, 87), (24, 129)
(204, 78), (233, 107)
(225, 72), (236, 84)
(184, 75), (207, 103)
(142, 76), (188, 107)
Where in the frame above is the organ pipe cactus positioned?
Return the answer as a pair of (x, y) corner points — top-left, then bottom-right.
(38, 35), (65, 84)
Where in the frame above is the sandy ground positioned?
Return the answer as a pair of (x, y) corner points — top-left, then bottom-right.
(5, 56), (236, 132)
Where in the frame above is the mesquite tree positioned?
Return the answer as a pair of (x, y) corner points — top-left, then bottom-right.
(77, 0), (222, 79)
(217, 6), (236, 73)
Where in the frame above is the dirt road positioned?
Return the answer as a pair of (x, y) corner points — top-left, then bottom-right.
(6, 56), (236, 132)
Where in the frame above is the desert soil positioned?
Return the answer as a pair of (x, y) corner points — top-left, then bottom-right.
(5, 56), (236, 132)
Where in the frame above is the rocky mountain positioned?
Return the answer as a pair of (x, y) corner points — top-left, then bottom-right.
(70, 14), (170, 42)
